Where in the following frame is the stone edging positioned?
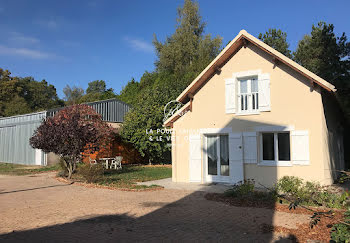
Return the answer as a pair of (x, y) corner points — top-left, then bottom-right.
(55, 176), (164, 192)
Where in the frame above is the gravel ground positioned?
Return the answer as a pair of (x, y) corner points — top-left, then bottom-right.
(0, 172), (310, 242)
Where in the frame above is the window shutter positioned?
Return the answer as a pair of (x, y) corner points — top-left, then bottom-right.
(291, 130), (310, 165)
(258, 73), (271, 111)
(243, 132), (257, 163)
(225, 78), (236, 114)
(228, 133), (244, 183)
(189, 135), (201, 182)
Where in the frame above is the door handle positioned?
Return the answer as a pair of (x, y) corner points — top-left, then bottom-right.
(238, 146), (242, 149)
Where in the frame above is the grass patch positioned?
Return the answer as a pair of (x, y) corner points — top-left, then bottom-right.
(0, 162), (61, 176)
(74, 164), (172, 190)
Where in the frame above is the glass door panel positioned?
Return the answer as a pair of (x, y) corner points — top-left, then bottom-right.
(206, 135), (230, 181)
(220, 135), (229, 176)
(207, 136), (217, 175)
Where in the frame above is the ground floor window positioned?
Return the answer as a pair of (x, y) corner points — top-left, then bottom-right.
(261, 132), (290, 164)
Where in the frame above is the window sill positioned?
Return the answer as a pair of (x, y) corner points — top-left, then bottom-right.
(259, 160), (292, 167)
(236, 111), (260, 116)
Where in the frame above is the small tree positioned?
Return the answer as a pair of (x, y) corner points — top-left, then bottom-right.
(30, 104), (114, 179)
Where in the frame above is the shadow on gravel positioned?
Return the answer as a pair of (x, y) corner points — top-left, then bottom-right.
(0, 191), (296, 242)
(0, 184), (71, 195)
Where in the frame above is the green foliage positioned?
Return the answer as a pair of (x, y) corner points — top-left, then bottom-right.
(120, 0), (222, 162)
(275, 176), (304, 195)
(153, 0), (222, 77)
(331, 210), (350, 243)
(118, 78), (141, 106)
(224, 179), (255, 197)
(78, 80), (117, 104)
(294, 22), (350, 119)
(78, 163), (104, 183)
(2, 95), (32, 117)
(258, 29), (292, 58)
(20, 78), (64, 111)
(120, 82), (174, 162)
(63, 85), (85, 105)
(86, 80), (107, 94)
(120, 72), (191, 163)
(78, 90), (116, 104)
(275, 176), (350, 209)
(0, 68), (63, 117)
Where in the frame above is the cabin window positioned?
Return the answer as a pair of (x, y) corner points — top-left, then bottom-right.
(238, 77), (259, 112)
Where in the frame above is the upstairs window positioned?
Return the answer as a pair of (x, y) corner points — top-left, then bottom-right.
(225, 70), (270, 115)
(238, 77), (259, 113)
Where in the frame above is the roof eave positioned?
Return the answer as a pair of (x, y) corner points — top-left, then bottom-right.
(176, 30), (336, 104)
(163, 103), (191, 127)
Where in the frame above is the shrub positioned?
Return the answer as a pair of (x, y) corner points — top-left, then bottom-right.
(224, 179), (255, 197)
(331, 210), (350, 243)
(275, 176), (350, 209)
(275, 176), (304, 195)
(30, 104), (115, 179)
(79, 163), (104, 183)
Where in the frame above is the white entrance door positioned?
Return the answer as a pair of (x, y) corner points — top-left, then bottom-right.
(205, 133), (243, 184)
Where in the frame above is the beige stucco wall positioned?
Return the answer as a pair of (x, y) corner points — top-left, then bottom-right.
(172, 43), (335, 187)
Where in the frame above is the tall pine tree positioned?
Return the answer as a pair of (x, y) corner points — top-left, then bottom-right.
(294, 22), (350, 118)
(258, 29), (292, 58)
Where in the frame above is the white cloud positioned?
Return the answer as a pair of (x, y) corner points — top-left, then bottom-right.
(36, 19), (58, 29)
(57, 40), (80, 47)
(123, 37), (153, 53)
(46, 20), (58, 29)
(9, 32), (40, 45)
(0, 45), (52, 59)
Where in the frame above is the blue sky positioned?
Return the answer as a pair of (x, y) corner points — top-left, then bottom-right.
(0, 0), (349, 98)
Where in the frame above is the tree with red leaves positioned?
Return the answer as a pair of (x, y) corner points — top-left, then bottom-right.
(30, 104), (115, 179)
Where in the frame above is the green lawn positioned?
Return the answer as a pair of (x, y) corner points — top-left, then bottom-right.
(0, 162), (172, 190)
(97, 165), (172, 190)
(0, 162), (60, 175)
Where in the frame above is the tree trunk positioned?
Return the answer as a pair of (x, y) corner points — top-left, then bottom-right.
(67, 162), (73, 179)
(73, 161), (77, 172)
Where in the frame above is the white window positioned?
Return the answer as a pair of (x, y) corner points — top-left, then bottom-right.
(238, 77), (259, 113)
(260, 132), (291, 166)
(225, 70), (271, 115)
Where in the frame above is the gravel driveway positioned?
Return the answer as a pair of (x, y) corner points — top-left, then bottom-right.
(0, 172), (309, 242)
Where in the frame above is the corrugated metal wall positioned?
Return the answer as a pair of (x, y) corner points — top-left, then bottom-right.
(0, 99), (131, 166)
(0, 112), (47, 165)
(47, 99), (131, 122)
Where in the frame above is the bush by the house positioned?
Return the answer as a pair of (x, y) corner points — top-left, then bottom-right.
(78, 163), (104, 183)
(275, 176), (350, 209)
(331, 209), (350, 243)
(224, 179), (255, 197)
(224, 179), (277, 203)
